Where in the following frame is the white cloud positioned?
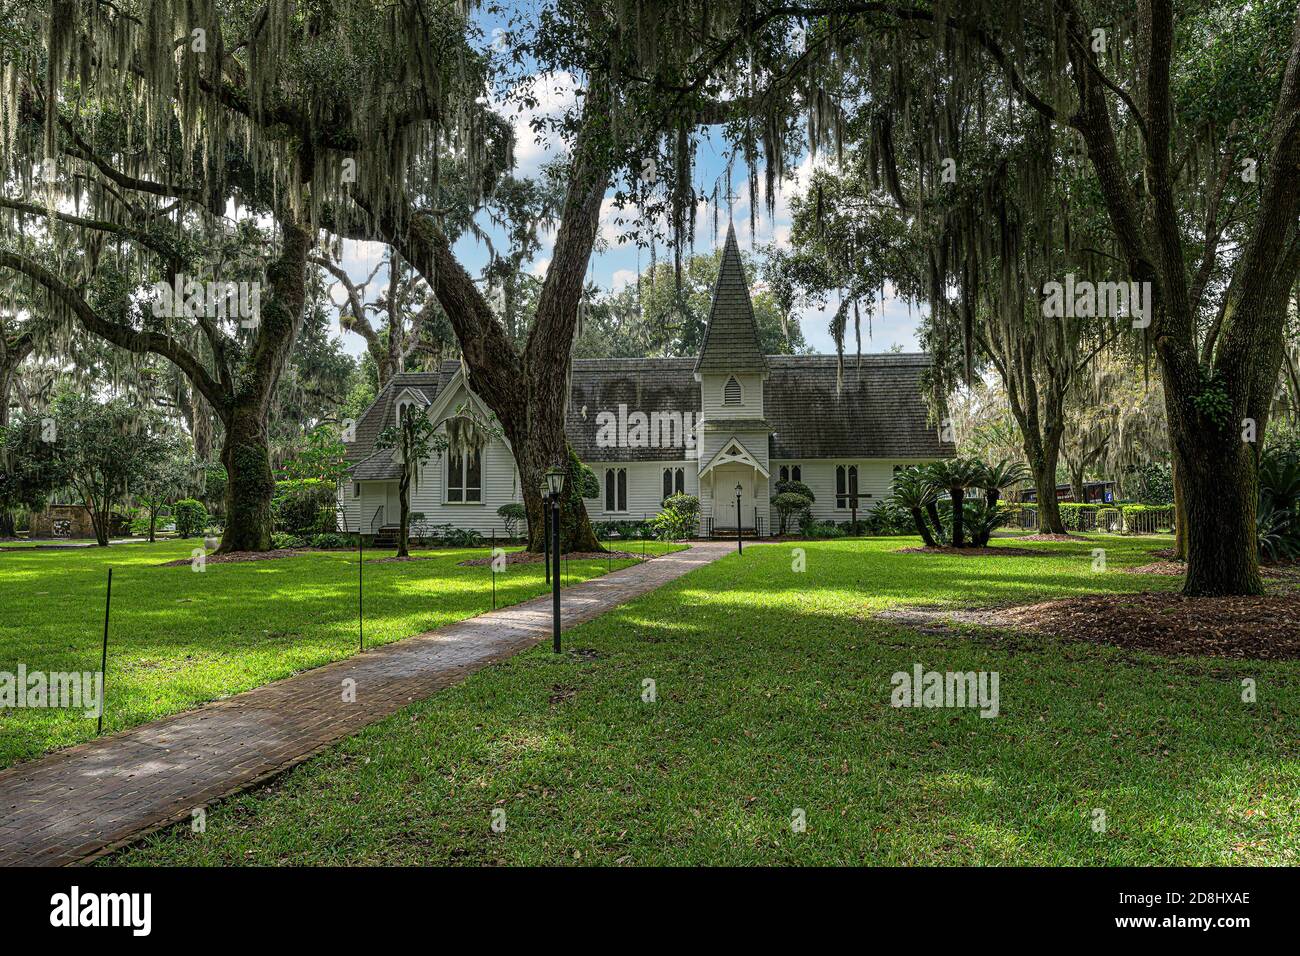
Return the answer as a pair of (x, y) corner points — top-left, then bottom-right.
(495, 71), (581, 177)
(611, 269), (638, 291)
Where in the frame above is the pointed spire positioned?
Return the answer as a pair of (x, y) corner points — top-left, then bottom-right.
(694, 224), (768, 375)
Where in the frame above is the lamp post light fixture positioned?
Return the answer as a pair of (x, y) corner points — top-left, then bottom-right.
(735, 482), (743, 555)
(545, 466), (567, 653)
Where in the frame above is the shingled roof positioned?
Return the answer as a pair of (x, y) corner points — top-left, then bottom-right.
(343, 370), (447, 479)
(348, 355), (953, 476)
(765, 355), (954, 460)
(565, 354), (954, 462)
(694, 224), (768, 376)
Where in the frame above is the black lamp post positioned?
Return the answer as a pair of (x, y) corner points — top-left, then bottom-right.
(735, 482), (743, 554)
(541, 479), (551, 585)
(546, 466), (567, 653)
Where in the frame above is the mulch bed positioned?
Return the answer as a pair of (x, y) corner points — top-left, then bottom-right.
(896, 545), (1047, 557)
(879, 590), (1300, 660)
(1016, 532), (1090, 542)
(157, 548), (349, 567)
(458, 550), (646, 567)
(1124, 560), (1300, 580)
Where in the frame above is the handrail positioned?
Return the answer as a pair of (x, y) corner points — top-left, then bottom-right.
(369, 506), (385, 533)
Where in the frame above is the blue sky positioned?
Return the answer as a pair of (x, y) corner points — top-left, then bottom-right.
(329, 11), (924, 359)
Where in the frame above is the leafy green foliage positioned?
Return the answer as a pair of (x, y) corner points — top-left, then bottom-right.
(497, 503), (527, 538)
(172, 499), (210, 538)
(773, 478), (815, 502)
(648, 493), (700, 540)
(1257, 446), (1300, 562)
(772, 491), (813, 535)
(963, 501), (1008, 547)
(273, 479), (338, 537)
(277, 426), (350, 483)
(27, 394), (172, 545)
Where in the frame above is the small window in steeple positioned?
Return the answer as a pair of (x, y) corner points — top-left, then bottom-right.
(723, 376), (742, 406)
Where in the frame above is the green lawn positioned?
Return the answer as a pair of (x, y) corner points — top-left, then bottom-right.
(0, 538), (681, 767)
(107, 534), (1300, 866)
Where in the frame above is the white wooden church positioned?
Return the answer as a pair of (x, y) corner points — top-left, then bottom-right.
(340, 226), (954, 539)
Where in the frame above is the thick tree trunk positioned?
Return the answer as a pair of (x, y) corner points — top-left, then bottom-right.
(219, 408), (275, 552)
(521, 444), (601, 554)
(215, 221), (310, 554)
(1024, 433), (1066, 534)
(0, 346), (30, 538)
(1171, 457), (1187, 560)
(950, 487), (966, 547)
(1158, 347), (1266, 595)
(925, 500), (946, 544)
(375, 83), (612, 557)
(397, 469), (411, 558)
(1069, 467), (1086, 505)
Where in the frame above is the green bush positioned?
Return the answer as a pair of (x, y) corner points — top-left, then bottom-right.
(772, 491), (813, 535)
(1057, 503), (1100, 531)
(595, 519), (650, 540)
(310, 532), (354, 549)
(648, 493), (700, 540)
(172, 499), (209, 538)
(963, 500), (1007, 547)
(429, 524), (483, 547)
(774, 479), (815, 502)
(272, 532), (308, 550)
(273, 479), (337, 536)
(497, 502), (527, 538)
(804, 520), (845, 539)
(861, 500), (914, 535)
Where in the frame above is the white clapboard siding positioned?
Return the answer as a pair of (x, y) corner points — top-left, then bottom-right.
(585, 460), (699, 521)
(407, 439), (523, 536)
(699, 372), (764, 420)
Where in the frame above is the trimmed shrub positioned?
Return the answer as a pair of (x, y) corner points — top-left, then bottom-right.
(172, 498), (209, 538)
(272, 532), (308, 550)
(497, 502), (527, 538)
(774, 479), (815, 502)
(310, 532), (354, 549)
(773, 491), (813, 535)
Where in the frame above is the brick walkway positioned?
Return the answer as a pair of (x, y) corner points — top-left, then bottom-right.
(0, 542), (733, 866)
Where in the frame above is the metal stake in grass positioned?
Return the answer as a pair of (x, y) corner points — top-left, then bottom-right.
(491, 529), (497, 610)
(358, 531), (364, 652)
(97, 568), (111, 735)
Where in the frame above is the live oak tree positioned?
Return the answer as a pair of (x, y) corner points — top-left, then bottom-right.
(713, 0), (1299, 594)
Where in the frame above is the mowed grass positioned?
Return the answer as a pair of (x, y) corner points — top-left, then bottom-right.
(0, 538), (682, 767)
(109, 534), (1300, 866)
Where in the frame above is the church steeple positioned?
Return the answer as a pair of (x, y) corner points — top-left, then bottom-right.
(694, 223), (768, 376)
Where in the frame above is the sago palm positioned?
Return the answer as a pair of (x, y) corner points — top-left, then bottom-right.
(927, 458), (987, 547)
(891, 467), (940, 547)
(979, 459), (1030, 509)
